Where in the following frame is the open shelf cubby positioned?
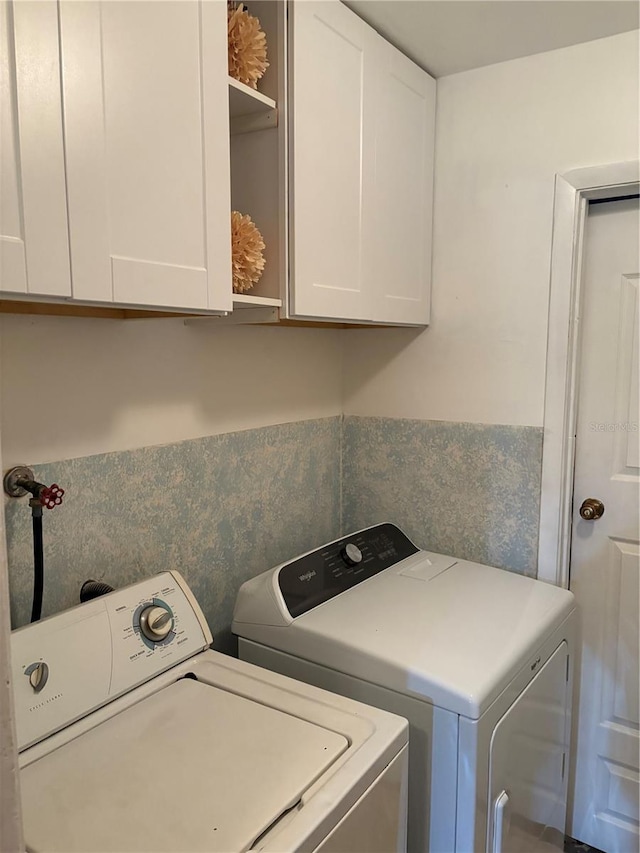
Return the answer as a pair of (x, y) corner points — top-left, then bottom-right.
(229, 1), (287, 311)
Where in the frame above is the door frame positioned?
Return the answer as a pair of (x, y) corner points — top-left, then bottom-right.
(538, 160), (640, 587)
(0, 381), (25, 849)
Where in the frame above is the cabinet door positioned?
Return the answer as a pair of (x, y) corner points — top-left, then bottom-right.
(290, 0), (376, 322)
(0, 1), (71, 298)
(59, 1), (232, 312)
(370, 42), (435, 325)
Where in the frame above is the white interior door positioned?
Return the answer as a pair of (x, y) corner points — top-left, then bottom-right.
(569, 197), (640, 852)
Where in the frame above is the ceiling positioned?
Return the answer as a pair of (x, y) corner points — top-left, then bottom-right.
(345, 1), (640, 77)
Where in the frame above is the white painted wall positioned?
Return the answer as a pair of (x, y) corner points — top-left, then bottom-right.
(343, 30), (640, 427)
(0, 316), (342, 466)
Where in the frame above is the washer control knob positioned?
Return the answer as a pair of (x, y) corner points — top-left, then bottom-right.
(341, 543), (363, 567)
(26, 661), (49, 693)
(139, 605), (174, 643)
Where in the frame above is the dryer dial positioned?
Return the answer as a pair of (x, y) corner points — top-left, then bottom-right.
(341, 543), (363, 567)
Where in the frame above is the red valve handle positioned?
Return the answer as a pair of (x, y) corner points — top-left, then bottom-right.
(41, 484), (64, 509)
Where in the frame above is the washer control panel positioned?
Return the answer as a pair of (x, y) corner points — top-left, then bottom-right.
(278, 523), (419, 618)
(11, 571), (211, 752)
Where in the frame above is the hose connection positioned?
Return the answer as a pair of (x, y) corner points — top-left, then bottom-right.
(2, 466), (64, 623)
(3, 466), (65, 510)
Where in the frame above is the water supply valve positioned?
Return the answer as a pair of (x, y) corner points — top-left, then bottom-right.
(40, 484), (64, 509)
(3, 466), (65, 509)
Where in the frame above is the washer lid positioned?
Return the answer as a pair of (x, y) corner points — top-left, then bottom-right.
(20, 679), (349, 853)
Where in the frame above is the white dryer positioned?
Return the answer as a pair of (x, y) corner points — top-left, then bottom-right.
(233, 523), (576, 853)
(12, 570), (409, 853)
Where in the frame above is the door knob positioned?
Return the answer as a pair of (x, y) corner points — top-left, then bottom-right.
(579, 498), (605, 520)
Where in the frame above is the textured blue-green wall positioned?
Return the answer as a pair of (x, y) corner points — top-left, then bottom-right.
(5, 418), (342, 652)
(342, 416), (543, 575)
(5, 414), (544, 650)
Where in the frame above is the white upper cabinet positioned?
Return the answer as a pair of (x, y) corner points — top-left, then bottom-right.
(1, 0), (231, 313)
(371, 43), (435, 325)
(289, 0), (435, 325)
(289, 0), (376, 321)
(0, 1), (71, 298)
(2, 0), (433, 324)
(59, 0), (232, 312)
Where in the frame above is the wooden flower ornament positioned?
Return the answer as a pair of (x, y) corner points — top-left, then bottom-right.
(228, 2), (269, 90)
(231, 211), (266, 293)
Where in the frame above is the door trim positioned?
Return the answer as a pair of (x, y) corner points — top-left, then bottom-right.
(538, 161), (640, 587)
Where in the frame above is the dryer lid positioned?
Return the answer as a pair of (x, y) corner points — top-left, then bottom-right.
(292, 558), (575, 717)
(20, 679), (349, 852)
(235, 551), (575, 719)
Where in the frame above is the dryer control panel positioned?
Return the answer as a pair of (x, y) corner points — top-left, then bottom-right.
(11, 571), (211, 751)
(278, 523), (419, 617)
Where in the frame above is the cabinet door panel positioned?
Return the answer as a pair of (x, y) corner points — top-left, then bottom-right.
(1, 1), (71, 297)
(111, 258), (207, 309)
(60, 0), (231, 311)
(371, 44), (435, 325)
(290, 1), (375, 321)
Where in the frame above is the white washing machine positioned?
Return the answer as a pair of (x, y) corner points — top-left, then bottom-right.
(233, 523), (576, 853)
(12, 570), (409, 853)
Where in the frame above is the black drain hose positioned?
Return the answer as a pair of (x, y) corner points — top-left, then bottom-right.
(80, 579), (115, 602)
